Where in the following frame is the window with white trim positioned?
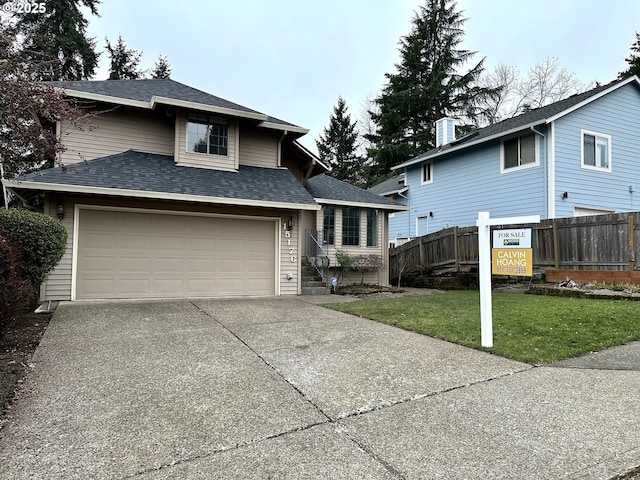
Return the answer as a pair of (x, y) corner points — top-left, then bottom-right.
(421, 162), (433, 184)
(581, 130), (611, 172)
(342, 207), (360, 246)
(366, 210), (378, 247)
(502, 133), (537, 171)
(323, 206), (335, 245)
(187, 113), (229, 156)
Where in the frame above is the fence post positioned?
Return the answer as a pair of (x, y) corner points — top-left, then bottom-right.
(553, 220), (560, 269)
(629, 215), (636, 272)
(418, 237), (424, 265)
(454, 226), (460, 272)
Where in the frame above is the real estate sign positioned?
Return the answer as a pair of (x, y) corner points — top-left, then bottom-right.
(492, 228), (532, 276)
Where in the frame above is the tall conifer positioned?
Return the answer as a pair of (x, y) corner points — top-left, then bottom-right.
(316, 97), (364, 187)
(619, 32), (640, 79)
(105, 35), (143, 80)
(16, 0), (100, 81)
(367, 0), (497, 181)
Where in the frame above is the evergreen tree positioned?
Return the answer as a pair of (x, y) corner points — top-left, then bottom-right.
(619, 32), (640, 79)
(316, 97), (364, 187)
(15, 0), (100, 81)
(367, 0), (498, 182)
(151, 54), (172, 79)
(105, 35), (143, 80)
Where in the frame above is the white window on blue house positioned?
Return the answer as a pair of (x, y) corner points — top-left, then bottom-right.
(501, 133), (538, 172)
(581, 130), (611, 172)
(421, 161), (433, 184)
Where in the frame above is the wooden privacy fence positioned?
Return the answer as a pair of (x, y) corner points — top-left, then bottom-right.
(389, 212), (640, 283)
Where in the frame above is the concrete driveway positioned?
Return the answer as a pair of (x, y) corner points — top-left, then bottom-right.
(0, 298), (639, 479)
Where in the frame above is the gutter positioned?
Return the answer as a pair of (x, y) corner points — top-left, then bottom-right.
(530, 125), (548, 219)
(277, 130), (287, 167)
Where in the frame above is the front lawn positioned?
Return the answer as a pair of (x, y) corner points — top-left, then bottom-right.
(323, 291), (640, 364)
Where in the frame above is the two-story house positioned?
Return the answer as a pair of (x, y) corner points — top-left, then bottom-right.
(3, 79), (407, 301)
(382, 76), (640, 241)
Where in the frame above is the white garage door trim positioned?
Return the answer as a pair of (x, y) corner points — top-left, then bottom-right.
(71, 204), (281, 300)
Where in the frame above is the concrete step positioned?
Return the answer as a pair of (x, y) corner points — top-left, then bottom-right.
(301, 286), (331, 295)
(302, 280), (326, 288)
(302, 274), (324, 281)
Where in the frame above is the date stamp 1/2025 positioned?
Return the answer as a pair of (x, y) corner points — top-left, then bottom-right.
(2, 1), (46, 14)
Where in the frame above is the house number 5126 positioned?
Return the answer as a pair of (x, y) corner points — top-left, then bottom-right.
(284, 229), (296, 263)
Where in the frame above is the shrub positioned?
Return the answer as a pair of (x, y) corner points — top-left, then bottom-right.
(335, 251), (384, 285)
(0, 208), (67, 288)
(0, 229), (33, 333)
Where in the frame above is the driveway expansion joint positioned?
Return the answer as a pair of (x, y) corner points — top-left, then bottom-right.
(188, 300), (332, 422)
(335, 424), (408, 480)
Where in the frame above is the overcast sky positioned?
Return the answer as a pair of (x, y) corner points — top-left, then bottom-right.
(79, 0), (640, 153)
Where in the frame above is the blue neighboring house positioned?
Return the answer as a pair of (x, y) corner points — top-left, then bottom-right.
(368, 172), (411, 246)
(377, 76), (640, 242)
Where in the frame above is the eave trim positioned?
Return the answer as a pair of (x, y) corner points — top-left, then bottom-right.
(4, 180), (320, 211)
(313, 197), (411, 211)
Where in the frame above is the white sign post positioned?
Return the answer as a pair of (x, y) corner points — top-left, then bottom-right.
(476, 212), (540, 348)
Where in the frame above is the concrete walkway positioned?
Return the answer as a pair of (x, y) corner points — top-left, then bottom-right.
(0, 298), (638, 479)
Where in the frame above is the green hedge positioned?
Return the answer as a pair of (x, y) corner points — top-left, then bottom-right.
(0, 208), (67, 287)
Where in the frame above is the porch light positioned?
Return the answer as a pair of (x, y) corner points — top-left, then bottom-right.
(57, 202), (65, 220)
(286, 216), (294, 230)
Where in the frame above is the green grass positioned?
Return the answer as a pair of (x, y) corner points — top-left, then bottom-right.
(323, 291), (640, 364)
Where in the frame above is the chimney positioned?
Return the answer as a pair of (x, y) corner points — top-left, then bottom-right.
(435, 118), (456, 147)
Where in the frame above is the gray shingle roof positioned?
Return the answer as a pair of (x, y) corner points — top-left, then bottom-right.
(305, 174), (406, 210)
(18, 150), (318, 207)
(50, 78), (301, 129)
(368, 173), (406, 195)
(395, 77), (635, 168)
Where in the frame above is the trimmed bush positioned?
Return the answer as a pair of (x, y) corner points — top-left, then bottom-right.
(0, 208), (67, 288)
(0, 229), (33, 331)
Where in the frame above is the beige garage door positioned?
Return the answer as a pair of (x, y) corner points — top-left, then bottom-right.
(76, 209), (277, 299)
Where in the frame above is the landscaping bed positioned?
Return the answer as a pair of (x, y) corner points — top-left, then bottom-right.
(0, 312), (51, 426)
(529, 277), (640, 301)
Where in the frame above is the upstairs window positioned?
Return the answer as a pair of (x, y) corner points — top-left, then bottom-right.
(342, 207), (360, 246)
(323, 206), (335, 245)
(187, 113), (229, 156)
(582, 130), (611, 172)
(502, 133), (537, 172)
(421, 162), (433, 184)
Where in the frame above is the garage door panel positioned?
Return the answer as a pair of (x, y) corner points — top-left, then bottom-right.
(117, 234), (152, 250)
(77, 209), (277, 299)
(154, 257), (185, 273)
(83, 232), (117, 249)
(118, 278), (152, 296)
(187, 237), (214, 251)
(115, 257), (150, 273)
(185, 258), (216, 273)
(151, 236), (185, 251)
(249, 258), (276, 273)
(81, 256), (116, 273)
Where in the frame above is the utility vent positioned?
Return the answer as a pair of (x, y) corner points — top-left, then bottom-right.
(435, 118), (456, 147)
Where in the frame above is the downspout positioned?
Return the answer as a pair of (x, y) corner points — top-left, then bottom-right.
(303, 157), (316, 184)
(530, 126), (547, 218)
(397, 191), (410, 239)
(0, 158), (9, 209)
(277, 130), (287, 168)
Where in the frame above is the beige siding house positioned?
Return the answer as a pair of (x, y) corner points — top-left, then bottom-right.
(4, 79), (407, 301)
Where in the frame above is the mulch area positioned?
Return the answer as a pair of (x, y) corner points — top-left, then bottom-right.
(0, 312), (51, 426)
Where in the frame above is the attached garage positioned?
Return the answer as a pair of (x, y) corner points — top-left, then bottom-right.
(74, 207), (278, 299)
